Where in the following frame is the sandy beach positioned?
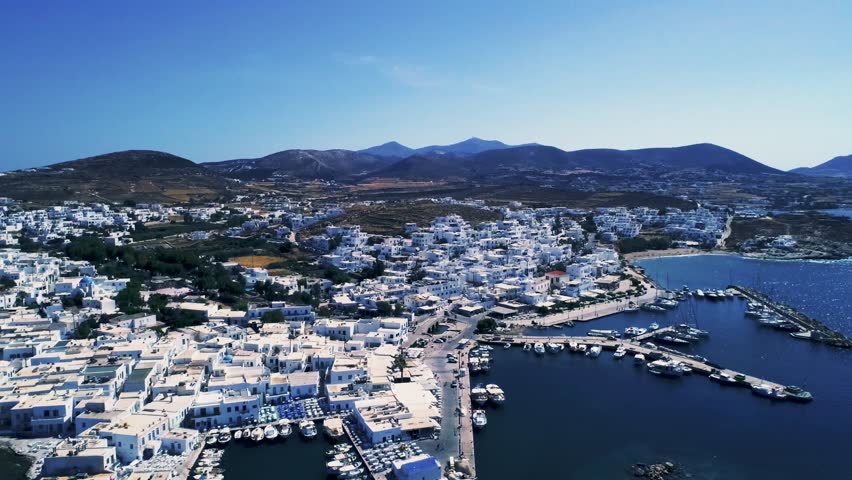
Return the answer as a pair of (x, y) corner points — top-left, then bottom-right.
(622, 248), (733, 261)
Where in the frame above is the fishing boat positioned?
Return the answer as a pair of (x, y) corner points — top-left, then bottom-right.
(783, 385), (814, 403)
(472, 410), (488, 430)
(217, 427), (231, 445)
(586, 345), (602, 358)
(533, 343), (546, 355)
(751, 384), (787, 400)
(613, 346), (626, 359)
(251, 427), (264, 442)
(278, 419), (293, 438)
(485, 384), (506, 405)
(323, 418), (344, 440)
(471, 384), (489, 405)
(546, 342), (564, 353)
(634, 353), (646, 364)
(263, 424), (278, 440)
(522, 343), (532, 352)
(299, 420), (318, 439)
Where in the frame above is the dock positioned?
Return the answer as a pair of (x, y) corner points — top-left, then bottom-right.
(456, 342), (476, 478)
(479, 334), (787, 391)
(732, 285), (852, 348)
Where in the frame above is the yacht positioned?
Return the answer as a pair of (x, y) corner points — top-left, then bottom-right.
(654, 334), (690, 345)
(675, 324), (709, 337)
(633, 353), (645, 364)
(278, 419), (293, 438)
(533, 343), (546, 355)
(624, 327), (647, 337)
(485, 384), (506, 405)
(300, 420), (319, 439)
(751, 384), (787, 400)
(263, 424), (279, 440)
(322, 418), (344, 440)
(657, 299), (678, 309)
(327, 460), (346, 475)
(641, 304), (666, 313)
(625, 302), (640, 313)
(783, 385), (814, 403)
(471, 385), (489, 405)
(695, 289), (705, 297)
(217, 427), (232, 445)
(472, 410), (488, 429)
(613, 346), (626, 359)
(586, 345), (602, 358)
(251, 427), (264, 442)
(647, 359), (685, 377)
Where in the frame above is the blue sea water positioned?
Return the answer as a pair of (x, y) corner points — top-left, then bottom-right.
(819, 208), (852, 219)
(475, 255), (852, 479)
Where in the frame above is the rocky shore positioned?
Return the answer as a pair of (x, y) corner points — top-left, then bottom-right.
(630, 461), (686, 479)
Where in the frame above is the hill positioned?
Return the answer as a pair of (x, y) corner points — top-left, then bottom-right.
(0, 150), (230, 204)
(359, 141), (414, 158)
(204, 149), (395, 181)
(790, 154), (852, 178)
(371, 143), (781, 181)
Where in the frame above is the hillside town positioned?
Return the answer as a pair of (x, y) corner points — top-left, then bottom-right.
(1, 195), (735, 480)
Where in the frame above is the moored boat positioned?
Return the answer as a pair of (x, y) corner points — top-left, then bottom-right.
(783, 385), (813, 403)
(251, 427), (264, 442)
(613, 346), (626, 359)
(485, 384), (506, 404)
(299, 420), (318, 439)
(323, 418), (344, 440)
(472, 409), (487, 430)
(586, 345), (602, 358)
(634, 353), (645, 364)
(471, 385), (489, 405)
(647, 359), (685, 377)
(751, 383), (787, 400)
(278, 419), (293, 438)
(533, 343), (545, 355)
(263, 424), (278, 440)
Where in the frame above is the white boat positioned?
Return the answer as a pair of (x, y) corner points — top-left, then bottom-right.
(471, 385), (489, 405)
(263, 424), (278, 440)
(251, 427), (264, 442)
(233, 429), (242, 440)
(472, 409), (487, 429)
(217, 427), (231, 445)
(206, 428), (219, 445)
(300, 420), (318, 439)
(696, 289), (705, 297)
(589, 329), (620, 338)
(577, 344), (587, 353)
(634, 353), (646, 364)
(752, 384), (788, 400)
(613, 346), (626, 359)
(586, 345), (602, 358)
(624, 327), (648, 337)
(649, 323), (660, 330)
(322, 418), (344, 439)
(533, 343), (545, 355)
(278, 419), (293, 438)
(568, 341), (579, 352)
(522, 343), (532, 352)
(546, 342), (564, 353)
(327, 460), (346, 474)
(485, 384), (506, 405)
(242, 428), (250, 440)
(647, 359), (685, 377)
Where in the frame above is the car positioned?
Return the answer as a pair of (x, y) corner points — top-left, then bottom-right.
(447, 357), (458, 363)
(450, 381), (458, 388)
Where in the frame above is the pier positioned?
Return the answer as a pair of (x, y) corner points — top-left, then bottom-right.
(731, 285), (852, 349)
(478, 334), (788, 392)
(456, 342), (477, 478)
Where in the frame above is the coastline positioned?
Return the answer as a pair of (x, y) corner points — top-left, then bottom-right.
(622, 248), (732, 261)
(0, 438), (39, 480)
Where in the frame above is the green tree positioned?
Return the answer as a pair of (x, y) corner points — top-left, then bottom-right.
(261, 310), (287, 323)
(476, 318), (498, 333)
(376, 301), (393, 316)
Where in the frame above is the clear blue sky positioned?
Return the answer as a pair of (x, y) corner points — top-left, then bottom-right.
(1, 0), (850, 171)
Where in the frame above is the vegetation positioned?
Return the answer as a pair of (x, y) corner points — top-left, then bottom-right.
(616, 236), (673, 253)
(476, 317), (498, 333)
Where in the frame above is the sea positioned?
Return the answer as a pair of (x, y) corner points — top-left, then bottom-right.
(2, 255), (850, 480)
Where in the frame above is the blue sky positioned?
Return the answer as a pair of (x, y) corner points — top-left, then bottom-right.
(1, 0), (850, 171)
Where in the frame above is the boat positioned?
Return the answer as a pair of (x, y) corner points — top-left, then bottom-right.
(533, 343), (545, 355)
(263, 424), (278, 440)
(206, 428), (219, 445)
(323, 418), (344, 439)
(624, 327), (647, 337)
(568, 341), (579, 352)
(613, 346), (626, 359)
(233, 429), (242, 440)
(654, 334), (690, 345)
(675, 324), (709, 337)
(783, 385), (814, 403)
(471, 385), (489, 405)
(647, 359), (685, 377)
(634, 353), (645, 364)
(522, 343), (532, 352)
(217, 427), (231, 445)
(251, 427), (264, 442)
(546, 342), (564, 353)
(299, 420), (318, 439)
(589, 329), (620, 338)
(485, 384), (506, 404)
(657, 299), (678, 309)
(625, 302), (639, 313)
(278, 419), (293, 437)
(586, 345), (602, 358)
(504, 342), (512, 349)
(641, 304), (666, 313)
(649, 323), (660, 330)
(695, 289), (705, 297)
(709, 372), (738, 385)
(327, 460), (346, 474)
(577, 344), (587, 353)
(471, 410), (487, 429)
(751, 384), (787, 400)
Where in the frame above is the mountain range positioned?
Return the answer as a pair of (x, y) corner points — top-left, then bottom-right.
(2, 139), (845, 204)
(789, 154), (852, 178)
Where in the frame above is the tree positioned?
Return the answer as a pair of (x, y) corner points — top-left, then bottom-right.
(0, 277), (15, 292)
(115, 281), (144, 314)
(376, 301), (393, 317)
(393, 303), (404, 315)
(261, 310), (287, 323)
(476, 318), (498, 333)
(147, 294), (169, 314)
